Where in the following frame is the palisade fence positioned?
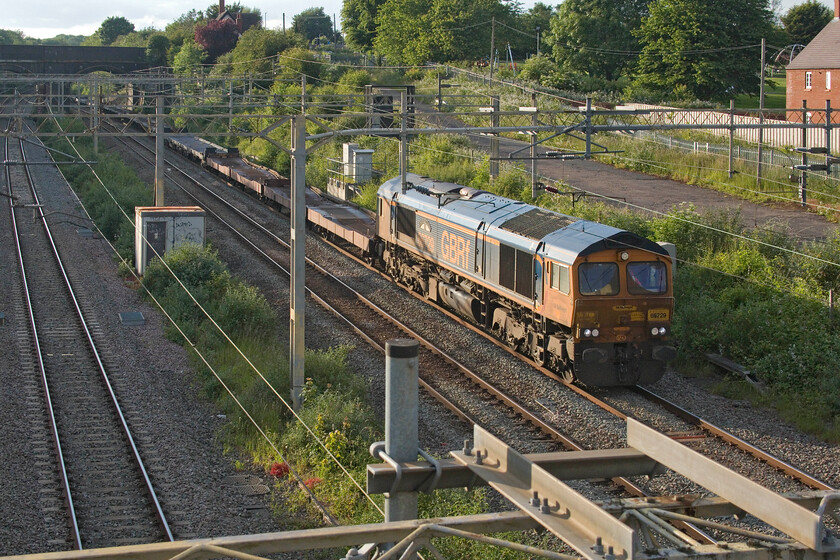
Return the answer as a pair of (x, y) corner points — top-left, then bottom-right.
(623, 103), (840, 149)
(444, 66), (840, 178)
(614, 103), (840, 178)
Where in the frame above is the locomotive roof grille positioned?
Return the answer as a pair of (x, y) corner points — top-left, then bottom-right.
(500, 208), (576, 241)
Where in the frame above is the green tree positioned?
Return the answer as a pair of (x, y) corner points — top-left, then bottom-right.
(0, 29), (34, 45)
(545, 0), (647, 81)
(277, 47), (322, 82)
(341, 0), (388, 51)
(173, 40), (207, 74)
(95, 16), (135, 45)
(632, 0), (774, 102)
(781, 0), (834, 46)
(511, 3), (554, 58)
(146, 34), (170, 67)
(292, 7), (334, 42)
(373, 0), (511, 65)
(40, 34), (86, 46)
(166, 9), (206, 50)
(230, 27), (304, 78)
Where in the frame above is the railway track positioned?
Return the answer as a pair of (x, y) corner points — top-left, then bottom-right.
(3, 121), (173, 550)
(114, 130), (834, 532)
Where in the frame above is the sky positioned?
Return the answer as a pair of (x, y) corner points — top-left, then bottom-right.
(6, 0), (837, 40)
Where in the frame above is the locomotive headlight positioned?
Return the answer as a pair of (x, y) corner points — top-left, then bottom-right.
(583, 328), (592, 337)
(651, 327), (660, 336)
(658, 327), (667, 335)
(619, 251), (629, 261)
(591, 328), (599, 337)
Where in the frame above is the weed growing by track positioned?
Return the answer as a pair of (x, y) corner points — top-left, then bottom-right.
(40, 119), (152, 262)
(539, 194), (840, 441)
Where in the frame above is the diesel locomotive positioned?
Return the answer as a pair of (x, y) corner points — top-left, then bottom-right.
(166, 135), (675, 386)
(376, 174), (676, 386)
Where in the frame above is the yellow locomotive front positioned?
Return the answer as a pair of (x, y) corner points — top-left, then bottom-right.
(571, 247), (675, 385)
(540, 240), (675, 386)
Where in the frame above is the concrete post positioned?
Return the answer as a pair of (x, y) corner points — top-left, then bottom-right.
(800, 100), (808, 207)
(531, 93), (538, 199)
(384, 339), (419, 523)
(825, 100), (832, 177)
(400, 90), (408, 191)
(155, 95), (165, 207)
(728, 99), (735, 179)
(290, 114), (307, 410)
(585, 97), (593, 159)
(490, 96), (500, 181)
(229, 81), (234, 132)
(92, 77), (99, 155)
(757, 37), (766, 189)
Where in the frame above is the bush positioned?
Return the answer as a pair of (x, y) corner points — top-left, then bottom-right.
(142, 242), (228, 295)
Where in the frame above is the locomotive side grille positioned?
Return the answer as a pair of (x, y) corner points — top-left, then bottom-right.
(515, 249), (534, 299)
(396, 206), (416, 239)
(499, 243), (534, 299)
(499, 244), (515, 290)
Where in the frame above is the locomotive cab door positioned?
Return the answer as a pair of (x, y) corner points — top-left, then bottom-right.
(533, 254), (543, 308)
(474, 221), (486, 276)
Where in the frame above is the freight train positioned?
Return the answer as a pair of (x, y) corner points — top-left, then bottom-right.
(166, 135), (676, 386)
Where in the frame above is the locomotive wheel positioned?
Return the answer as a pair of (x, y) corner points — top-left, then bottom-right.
(561, 368), (575, 383)
(506, 333), (518, 350)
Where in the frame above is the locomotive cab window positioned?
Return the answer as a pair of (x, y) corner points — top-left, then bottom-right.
(627, 261), (667, 295)
(579, 262), (619, 296)
(550, 262), (570, 294)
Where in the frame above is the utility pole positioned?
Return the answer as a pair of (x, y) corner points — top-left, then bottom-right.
(489, 17), (496, 79)
(155, 95), (165, 206)
(800, 100), (808, 207)
(536, 26), (541, 57)
(290, 114), (306, 410)
(757, 37), (766, 189)
(728, 99), (735, 179)
(400, 89), (408, 190)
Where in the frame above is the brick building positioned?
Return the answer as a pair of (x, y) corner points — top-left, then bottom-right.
(786, 0), (840, 122)
(216, 0), (261, 35)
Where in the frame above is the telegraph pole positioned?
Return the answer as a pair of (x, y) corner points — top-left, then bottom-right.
(290, 114), (306, 409)
(155, 95), (165, 206)
(757, 38), (766, 188)
(489, 17), (496, 79)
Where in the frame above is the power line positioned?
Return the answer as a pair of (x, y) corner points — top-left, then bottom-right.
(42, 108), (386, 520)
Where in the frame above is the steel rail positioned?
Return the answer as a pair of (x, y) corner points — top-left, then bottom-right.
(3, 115), (82, 550)
(119, 132), (651, 495)
(15, 126), (174, 545)
(633, 386), (835, 491)
(116, 132), (476, 429)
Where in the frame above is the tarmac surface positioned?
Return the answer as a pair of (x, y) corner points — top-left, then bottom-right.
(421, 108), (838, 241)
